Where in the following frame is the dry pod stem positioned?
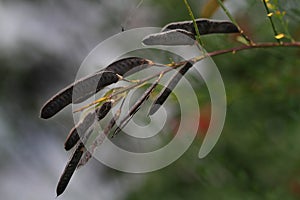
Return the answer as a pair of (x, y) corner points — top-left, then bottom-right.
(79, 98), (127, 167)
(113, 77), (161, 136)
(149, 62), (193, 115)
(79, 108), (120, 167)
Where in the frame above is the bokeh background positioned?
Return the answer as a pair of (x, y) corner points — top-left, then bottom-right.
(0, 0), (300, 199)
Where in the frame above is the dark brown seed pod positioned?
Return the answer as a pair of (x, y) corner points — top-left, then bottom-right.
(72, 71), (119, 104)
(40, 57), (153, 119)
(95, 101), (112, 121)
(40, 85), (73, 119)
(40, 71), (118, 119)
(64, 101), (113, 151)
(64, 111), (96, 151)
(142, 29), (196, 46)
(161, 18), (239, 35)
(148, 62), (193, 116)
(202, 20), (239, 34)
(56, 143), (85, 197)
(104, 57), (153, 76)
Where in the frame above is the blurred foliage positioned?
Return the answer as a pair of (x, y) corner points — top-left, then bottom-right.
(125, 0), (300, 200)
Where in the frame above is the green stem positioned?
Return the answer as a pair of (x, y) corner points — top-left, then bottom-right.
(183, 0), (204, 48)
(262, 0), (282, 44)
(279, 16), (295, 42)
(217, 0), (254, 45)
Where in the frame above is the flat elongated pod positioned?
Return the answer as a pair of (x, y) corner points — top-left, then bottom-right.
(72, 71), (119, 104)
(161, 18), (239, 35)
(64, 111), (96, 151)
(149, 62), (193, 115)
(41, 57), (153, 119)
(64, 101), (112, 151)
(40, 86), (73, 119)
(40, 71), (118, 119)
(105, 57), (153, 76)
(56, 143), (85, 197)
(200, 19), (239, 34)
(95, 101), (112, 121)
(142, 29), (195, 46)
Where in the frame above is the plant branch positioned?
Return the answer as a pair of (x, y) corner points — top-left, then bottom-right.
(83, 41), (300, 112)
(183, 0), (204, 48)
(112, 42), (300, 98)
(217, 0), (254, 45)
(205, 41), (300, 58)
(262, 0), (281, 44)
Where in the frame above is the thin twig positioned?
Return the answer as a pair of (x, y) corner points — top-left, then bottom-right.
(217, 0), (254, 45)
(262, 0), (281, 44)
(90, 42), (300, 107)
(183, 0), (204, 48)
(206, 42), (300, 57)
(113, 72), (164, 136)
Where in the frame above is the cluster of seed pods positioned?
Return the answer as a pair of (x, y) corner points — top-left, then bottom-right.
(40, 18), (239, 197)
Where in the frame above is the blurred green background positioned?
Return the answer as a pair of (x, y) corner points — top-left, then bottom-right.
(0, 0), (299, 199)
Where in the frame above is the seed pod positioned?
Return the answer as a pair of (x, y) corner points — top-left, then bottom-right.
(64, 111), (96, 151)
(148, 62), (193, 116)
(95, 101), (112, 121)
(142, 29), (196, 46)
(40, 86), (73, 119)
(161, 18), (239, 35)
(56, 143), (85, 197)
(64, 101), (113, 151)
(40, 71), (118, 119)
(40, 57), (153, 119)
(80, 98), (126, 167)
(72, 71), (119, 104)
(105, 57), (153, 76)
(203, 20), (239, 34)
